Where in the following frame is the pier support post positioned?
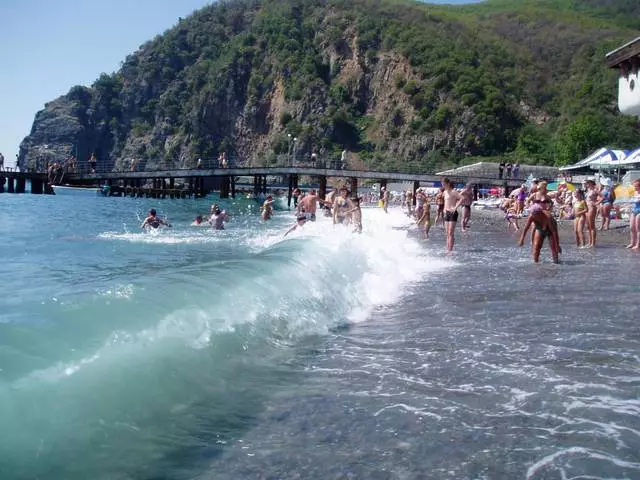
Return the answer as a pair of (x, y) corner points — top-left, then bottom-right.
(253, 175), (259, 196)
(0, 176), (4, 194)
(31, 179), (43, 194)
(319, 176), (327, 200)
(7, 177), (15, 193)
(413, 180), (420, 206)
(16, 177), (26, 193)
(287, 175), (294, 208)
(350, 177), (358, 197)
(169, 178), (175, 189)
(261, 175), (267, 194)
(231, 176), (236, 198)
(220, 176), (230, 199)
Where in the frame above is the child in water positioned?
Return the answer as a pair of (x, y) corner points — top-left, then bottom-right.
(191, 215), (204, 226)
(261, 195), (274, 220)
(346, 197), (363, 233)
(572, 189), (587, 248)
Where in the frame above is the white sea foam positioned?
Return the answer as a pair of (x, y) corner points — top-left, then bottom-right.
(17, 208), (449, 385)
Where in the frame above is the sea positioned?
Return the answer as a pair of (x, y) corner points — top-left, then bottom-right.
(0, 189), (639, 480)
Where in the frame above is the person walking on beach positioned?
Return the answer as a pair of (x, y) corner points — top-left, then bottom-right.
(517, 204), (560, 263)
(435, 187), (445, 226)
(460, 184), (473, 231)
(442, 178), (462, 253)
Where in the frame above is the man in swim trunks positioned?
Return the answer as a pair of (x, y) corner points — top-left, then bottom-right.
(298, 189), (319, 221)
(141, 209), (171, 229)
(517, 203), (561, 263)
(442, 178), (462, 253)
(460, 183), (473, 231)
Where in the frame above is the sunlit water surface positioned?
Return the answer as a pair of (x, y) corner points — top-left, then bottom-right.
(0, 192), (638, 479)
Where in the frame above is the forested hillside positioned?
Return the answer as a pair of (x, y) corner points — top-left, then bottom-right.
(18, 0), (640, 173)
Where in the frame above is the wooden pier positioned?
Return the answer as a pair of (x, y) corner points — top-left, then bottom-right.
(1, 166), (527, 205)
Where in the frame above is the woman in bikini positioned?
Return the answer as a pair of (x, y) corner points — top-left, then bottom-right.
(572, 189), (587, 248)
(517, 203), (561, 264)
(583, 179), (599, 248)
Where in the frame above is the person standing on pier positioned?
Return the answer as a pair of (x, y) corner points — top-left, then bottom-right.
(88, 153), (97, 173)
(0, 152), (4, 171)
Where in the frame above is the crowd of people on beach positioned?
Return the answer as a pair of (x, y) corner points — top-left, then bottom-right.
(140, 173), (640, 264)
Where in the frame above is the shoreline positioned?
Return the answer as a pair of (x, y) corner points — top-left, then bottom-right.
(470, 205), (631, 248)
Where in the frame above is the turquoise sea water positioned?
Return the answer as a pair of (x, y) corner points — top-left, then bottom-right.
(1, 190), (639, 479)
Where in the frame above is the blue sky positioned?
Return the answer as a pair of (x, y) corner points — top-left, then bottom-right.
(0, 0), (483, 166)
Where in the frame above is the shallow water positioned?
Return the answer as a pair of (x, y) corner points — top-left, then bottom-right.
(0, 193), (638, 479)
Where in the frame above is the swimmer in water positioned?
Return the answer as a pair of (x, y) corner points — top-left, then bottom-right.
(284, 214), (307, 237)
(210, 207), (229, 230)
(191, 215), (204, 226)
(141, 209), (171, 229)
(261, 195), (274, 220)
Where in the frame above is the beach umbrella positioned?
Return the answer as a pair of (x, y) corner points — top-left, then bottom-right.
(547, 181), (576, 192)
(614, 185), (635, 203)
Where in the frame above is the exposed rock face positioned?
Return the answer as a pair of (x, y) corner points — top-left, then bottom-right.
(17, 0), (638, 172)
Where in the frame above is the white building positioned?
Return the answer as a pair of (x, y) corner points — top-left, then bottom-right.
(606, 36), (640, 117)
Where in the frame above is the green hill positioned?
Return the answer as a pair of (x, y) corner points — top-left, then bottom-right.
(18, 0), (640, 173)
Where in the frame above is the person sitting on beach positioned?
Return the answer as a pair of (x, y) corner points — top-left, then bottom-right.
(261, 195), (274, 220)
(191, 215), (204, 226)
(141, 209), (171, 229)
(517, 203), (561, 264)
(210, 207), (229, 230)
(284, 214), (308, 237)
(572, 189), (587, 248)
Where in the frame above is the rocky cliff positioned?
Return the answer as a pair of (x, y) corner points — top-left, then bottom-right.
(18, 0), (640, 172)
